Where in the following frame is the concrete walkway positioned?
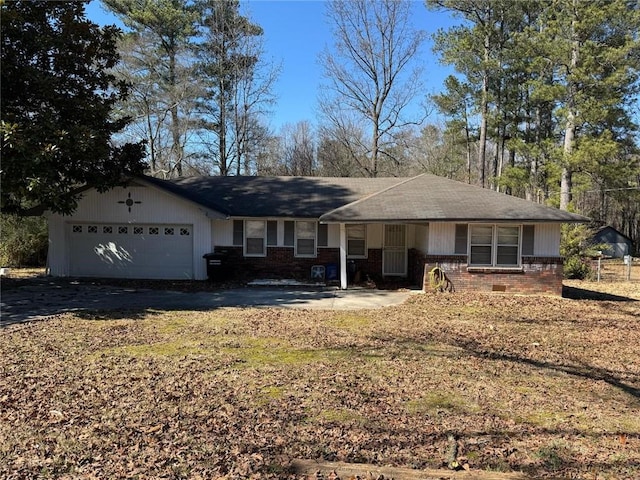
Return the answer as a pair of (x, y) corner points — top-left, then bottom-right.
(1, 279), (416, 326)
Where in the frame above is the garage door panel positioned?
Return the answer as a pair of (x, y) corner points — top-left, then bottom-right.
(69, 224), (193, 279)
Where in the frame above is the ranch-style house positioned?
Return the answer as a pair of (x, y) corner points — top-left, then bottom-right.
(42, 174), (589, 296)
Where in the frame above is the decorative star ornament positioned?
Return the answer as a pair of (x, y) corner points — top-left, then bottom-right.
(118, 192), (142, 212)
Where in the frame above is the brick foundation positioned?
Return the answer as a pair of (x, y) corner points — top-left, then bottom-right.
(212, 248), (563, 294)
(211, 247), (341, 282)
(212, 247), (420, 286)
(419, 255), (564, 296)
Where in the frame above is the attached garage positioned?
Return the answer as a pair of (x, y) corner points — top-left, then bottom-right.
(68, 223), (194, 279)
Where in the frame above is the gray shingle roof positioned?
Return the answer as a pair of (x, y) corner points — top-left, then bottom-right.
(142, 175), (402, 218)
(319, 174), (589, 223)
(142, 174), (589, 223)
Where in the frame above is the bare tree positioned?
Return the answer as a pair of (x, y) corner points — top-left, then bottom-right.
(112, 30), (201, 178)
(319, 0), (427, 177)
(195, 0), (277, 176)
(256, 122), (317, 176)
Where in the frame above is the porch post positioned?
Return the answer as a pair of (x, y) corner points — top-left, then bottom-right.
(339, 223), (347, 289)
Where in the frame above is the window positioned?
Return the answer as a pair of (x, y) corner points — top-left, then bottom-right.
(149, 227), (159, 235)
(267, 221), (277, 246)
(296, 221), (316, 257)
(283, 221), (295, 247)
(133, 226), (143, 235)
(118, 226), (128, 234)
(88, 225), (98, 233)
(164, 227), (174, 235)
(72, 225), (82, 233)
(470, 225), (493, 265)
(103, 226), (113, 234)
(496, 226), (519, 265)
(469, 225), (521, 267)
(180, 227), (191, 236)
(347, 224), (366, 257)
(318, 223), (328, 247)
(245, 220), (265, 256)
(232, 220), (243, 246)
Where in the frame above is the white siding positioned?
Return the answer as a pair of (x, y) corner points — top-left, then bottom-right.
(45, 214), (67, 276)
(424, 222), (561, 257)
(367, 223), (383, 249)
(212, 219), (234, 246)
(534, 223), (561, 256)
(326, 224), (340, 247)
(213, 219), (342, 249)
(47, 186), (212, 280)
(428, 223), (455, 254)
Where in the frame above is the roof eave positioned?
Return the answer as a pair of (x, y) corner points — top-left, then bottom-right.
(134, 175), (229, 219)
(319, 216), (591, 224)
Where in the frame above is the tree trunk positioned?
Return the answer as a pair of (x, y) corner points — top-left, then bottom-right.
(478, 31), (490, 188)
(218, 79), (228, 176)
(168, 49), (182, 177)
(560, 3), (579, 211)
(371, 115), (379, 178)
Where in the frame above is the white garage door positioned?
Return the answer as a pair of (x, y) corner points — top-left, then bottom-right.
(69, 223), (194, 279)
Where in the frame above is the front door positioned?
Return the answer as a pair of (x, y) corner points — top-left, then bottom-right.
(383, 224), (407, 276)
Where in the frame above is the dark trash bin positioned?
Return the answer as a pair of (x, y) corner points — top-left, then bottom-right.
(326, 263), (338, 281)
(203, 251), (228, 282)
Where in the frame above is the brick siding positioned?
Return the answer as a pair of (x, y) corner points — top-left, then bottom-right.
(418, 254), (564, 296)
(210, 247), (562, 295)
(210, 247), (405, 285)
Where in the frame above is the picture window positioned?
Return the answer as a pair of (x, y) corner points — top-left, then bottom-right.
(469, 225), (521, 267)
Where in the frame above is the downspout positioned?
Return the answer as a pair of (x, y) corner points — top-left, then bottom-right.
(340, 223), (348, 289)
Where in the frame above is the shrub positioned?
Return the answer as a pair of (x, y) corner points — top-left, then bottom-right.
(560, 224), (603, 280)
(0, 214), (48, 267)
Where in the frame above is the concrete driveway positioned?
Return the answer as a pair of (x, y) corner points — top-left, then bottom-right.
(1, 278), (416, 326)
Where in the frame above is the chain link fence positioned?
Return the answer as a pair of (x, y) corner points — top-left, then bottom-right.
(590, 256), (638, 282)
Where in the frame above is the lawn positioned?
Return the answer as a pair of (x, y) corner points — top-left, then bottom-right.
(1, 281), (638, 479)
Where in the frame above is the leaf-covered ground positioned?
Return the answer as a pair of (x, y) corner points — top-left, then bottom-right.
(1, 281), (638, 479)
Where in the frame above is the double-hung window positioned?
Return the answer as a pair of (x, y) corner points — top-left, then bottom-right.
(295, 221), (316, 257)
(346, 224), (366, 257)
(245, 220), (266, 256)
(469, 225), (520, 267)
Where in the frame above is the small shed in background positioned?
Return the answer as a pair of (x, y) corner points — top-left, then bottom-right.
(593, 226), (634, 258)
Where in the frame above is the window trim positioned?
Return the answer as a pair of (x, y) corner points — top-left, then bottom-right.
(295, 220), (317, 258)
(244, 220), (266, 257)
(346, 224), (367, 259)
(468, 224), (521, 267)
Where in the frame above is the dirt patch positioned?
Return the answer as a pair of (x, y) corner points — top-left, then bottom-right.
(1, 282), (638, 479)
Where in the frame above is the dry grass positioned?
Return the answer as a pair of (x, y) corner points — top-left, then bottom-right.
(1, 282), (639, 479)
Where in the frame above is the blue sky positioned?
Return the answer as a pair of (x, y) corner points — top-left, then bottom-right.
(87, 0), (459, 131)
